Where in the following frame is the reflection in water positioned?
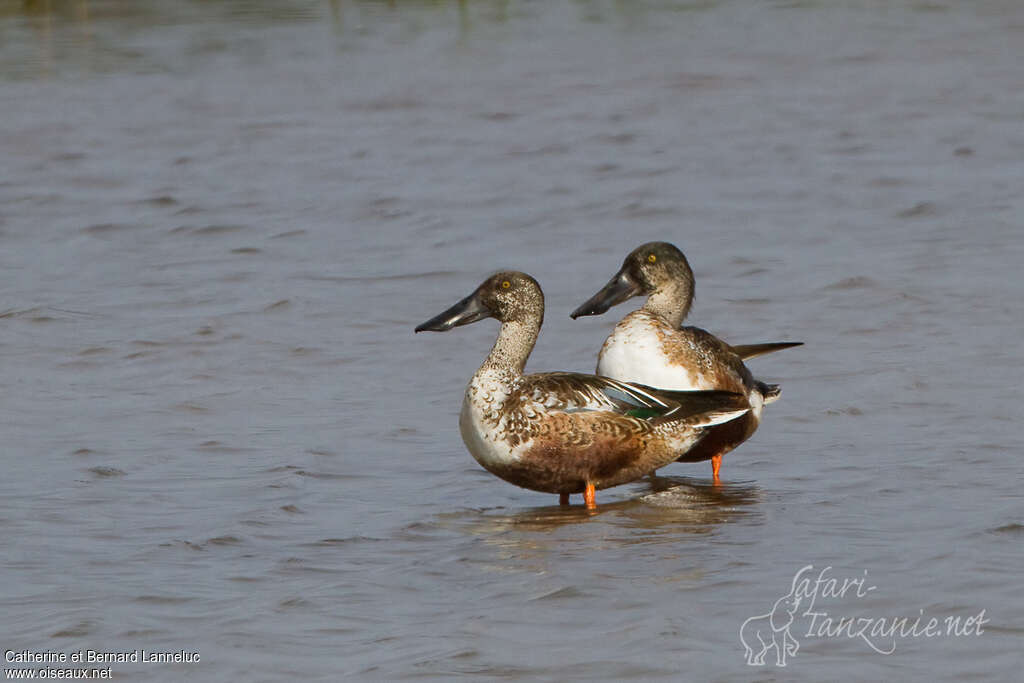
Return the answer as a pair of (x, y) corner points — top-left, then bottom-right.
(437, 478), (761, 537)
(426, 478), (761, 577)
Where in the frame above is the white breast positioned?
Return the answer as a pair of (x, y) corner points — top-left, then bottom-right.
(597, 313), (768, 424)
(458, 371), (522, 469)
(597, 318), (704, 391)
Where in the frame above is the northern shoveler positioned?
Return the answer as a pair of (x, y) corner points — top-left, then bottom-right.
(571, 242), (801, 483)
(415, 271), (749, 508)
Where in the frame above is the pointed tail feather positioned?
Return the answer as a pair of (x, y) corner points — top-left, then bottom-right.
(731, 341), (803, 361)
(650, 388), (750, 427)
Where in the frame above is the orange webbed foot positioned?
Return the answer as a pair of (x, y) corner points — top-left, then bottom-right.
(711, 454), (722, 485)
(583, 482), (596, 510)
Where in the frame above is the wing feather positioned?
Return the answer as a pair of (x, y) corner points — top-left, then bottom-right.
(519, 372), (747, 425)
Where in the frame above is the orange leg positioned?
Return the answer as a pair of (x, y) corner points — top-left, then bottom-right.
(711, 454), (722, 484)
(559, 492), (570, 506)
(583, 482), (596, 510)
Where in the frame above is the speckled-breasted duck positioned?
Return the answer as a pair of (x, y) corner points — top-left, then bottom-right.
(415, 271), (749, 508)
(571, 242), (801, 483)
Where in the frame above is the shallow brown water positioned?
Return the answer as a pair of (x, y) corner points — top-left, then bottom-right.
(1, 1), (1022, 680)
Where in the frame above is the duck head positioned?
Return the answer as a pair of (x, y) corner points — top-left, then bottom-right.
(570, 242), (694, 325)
(415, 271), (544, 332)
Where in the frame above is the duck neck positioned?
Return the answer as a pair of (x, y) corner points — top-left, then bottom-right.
(642, 279), (693, 328)
(481, 319), (540, 376)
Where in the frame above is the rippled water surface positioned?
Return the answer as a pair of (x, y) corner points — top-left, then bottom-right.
(1, 1), (1022, 680)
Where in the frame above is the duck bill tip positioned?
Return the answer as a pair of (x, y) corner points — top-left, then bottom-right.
(415, 292), (491, 333)
(571, 269), (642, 319)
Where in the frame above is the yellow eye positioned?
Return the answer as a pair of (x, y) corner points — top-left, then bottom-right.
(501, 280), (511, 289)
(648, 254), (657, 263)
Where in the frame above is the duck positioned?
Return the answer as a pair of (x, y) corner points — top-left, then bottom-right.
(570, 242), (801, 483)
(415, 271), (750, 508)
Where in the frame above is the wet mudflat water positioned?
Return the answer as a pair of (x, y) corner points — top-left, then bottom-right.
(1, 1), (1022, 680)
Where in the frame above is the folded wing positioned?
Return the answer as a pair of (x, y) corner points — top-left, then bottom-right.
(523, 373), (748, 427)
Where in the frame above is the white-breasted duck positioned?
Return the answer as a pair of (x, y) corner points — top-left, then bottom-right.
(416, 271), (749, 508)
(571, 242), (801, 483)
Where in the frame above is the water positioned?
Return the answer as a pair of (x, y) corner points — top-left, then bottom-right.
(1, 1), (1022, 680)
